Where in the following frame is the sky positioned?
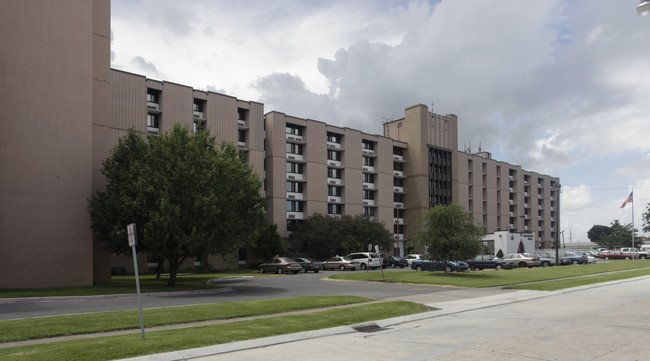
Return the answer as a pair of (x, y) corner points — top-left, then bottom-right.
(110, 0), (650, 244)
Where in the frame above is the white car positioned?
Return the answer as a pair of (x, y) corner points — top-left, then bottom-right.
(346, 252), (382, 270)
(404, 254), (426, 265)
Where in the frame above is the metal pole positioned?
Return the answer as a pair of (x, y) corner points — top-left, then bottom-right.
(132, 245), (145, 340)
(631, 187), (635, 251)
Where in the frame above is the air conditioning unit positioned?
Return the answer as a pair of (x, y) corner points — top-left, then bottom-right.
(288, 214), (295, 219)
(328, 161), (335, 166)
(288, 155), (295, 160)
(363, 201), (369, 205)
(288, 195), (295, 199)
(288, 175), (295, 179)
(329, 180), (336, 184)
(395, 204), (402, 208)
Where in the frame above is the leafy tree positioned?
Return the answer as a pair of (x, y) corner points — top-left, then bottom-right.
(587, 221), (635, 249)
(643, 203), (650, 234)
(412, 204), (485, 275)
(251, 224), (287, 260)
(89, 125), (267, 286)
(289, 213), (393, 260)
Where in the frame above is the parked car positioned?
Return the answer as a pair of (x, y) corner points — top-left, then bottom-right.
(321, 256), (359, 271)
(387, 255), (408, 268)
(378, 253), (391, 268)
(467, 254), (516, 270)
(346, 252), (382, 270)
(258, 257), (302, 274)
(559, 250), (588, 264)
(293, 257), (323, 273)
(404, 254), (426, 265)
(535, 253), (557, 267)
(619, 248), (649, 259)
(502, 253), (542, 268)
(411, 259), (469, 272)
(599, 249), (642, 260)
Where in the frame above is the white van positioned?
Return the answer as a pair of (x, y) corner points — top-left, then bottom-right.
(639, 245), (650, 252)
(346, 252), (382, 270)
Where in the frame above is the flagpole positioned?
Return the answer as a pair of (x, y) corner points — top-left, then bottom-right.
(630, 187), (634, 248)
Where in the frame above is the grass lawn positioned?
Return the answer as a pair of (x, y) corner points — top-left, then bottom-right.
(0, 301), (428, 361)
(505, 268), (650, 291)
(330, 260), (650, 288)
(0, 271), (260, 298)
(0, 295), (371, 343)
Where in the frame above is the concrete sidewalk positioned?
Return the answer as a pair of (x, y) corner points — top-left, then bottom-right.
(122, 276), (650, 361)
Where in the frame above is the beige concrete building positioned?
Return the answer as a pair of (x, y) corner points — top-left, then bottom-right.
(0, 0), (559, 288)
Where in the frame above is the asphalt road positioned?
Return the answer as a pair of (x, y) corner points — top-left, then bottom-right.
(0, 268), (458, 320)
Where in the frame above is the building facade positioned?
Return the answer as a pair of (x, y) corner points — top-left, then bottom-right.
(1, 0), (559, 288)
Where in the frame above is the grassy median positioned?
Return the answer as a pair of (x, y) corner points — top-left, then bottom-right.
(0, 295), (371, 342)
(330, 260), (650, 288)
(0, 301), (428, 361)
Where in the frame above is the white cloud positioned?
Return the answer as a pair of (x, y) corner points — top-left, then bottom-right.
(111, 0), (650, 242)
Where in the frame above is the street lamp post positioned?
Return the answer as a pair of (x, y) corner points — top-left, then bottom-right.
(552, 184), (561, 265)
(638, 1), (650, 16)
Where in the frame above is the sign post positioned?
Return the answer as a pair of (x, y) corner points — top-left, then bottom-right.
(127, 223), (145, 340)
(375, 245), (385, 280)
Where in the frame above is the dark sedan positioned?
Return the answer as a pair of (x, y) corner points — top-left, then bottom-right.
(387, 256), (408, 268)
(294, 257), (323, 273)
(411, 260), (469, 272)
(467, 255), (516, 270)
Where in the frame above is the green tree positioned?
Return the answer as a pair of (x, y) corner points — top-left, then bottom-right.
(88, 125), (267, 286)
(289, 213), (393, 260)
(587, 221), (635, 249)
(412, 204), (485, 275)
(643, 203), (650, 234)
(251, 224), (287, 260)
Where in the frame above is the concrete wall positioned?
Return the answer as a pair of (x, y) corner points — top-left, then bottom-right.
(0, 0), (109, 288)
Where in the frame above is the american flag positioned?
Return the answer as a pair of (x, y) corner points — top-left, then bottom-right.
(620, 191), (633, 209)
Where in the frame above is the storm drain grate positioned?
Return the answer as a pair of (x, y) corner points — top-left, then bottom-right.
(352, 323), (386, 333)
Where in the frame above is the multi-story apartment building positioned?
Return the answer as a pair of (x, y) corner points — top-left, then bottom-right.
(0, 0), (559, 288)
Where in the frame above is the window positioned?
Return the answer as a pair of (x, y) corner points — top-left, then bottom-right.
(328, 186), (341, 197)
(327, 150), (341, 161)
(328, 168), (341, 179)
(362, 156), (374, 167)
(238, 129), (246, 143)
(393, 147), (404, 156)
(363, 207), (375, 216)
(147, 113), (159, 128)
(237, 108), (248, 121)
(363, 173), (374, 183)
(146, 88), (160, 104)
(286, 181), (303, 193)
(286, 123), (303, 136)
(328, 203), (342, 215)
(286, 201), (304, 212)
(394, 162), (404, 172)
(327, 132), (341, 143)
(193, 119), (205, 133)
(394, 193), (404, 202)
(193, 99), (205, 113)
(286, 143), (303, 155)
(363, 190), (375, 200)
(362, 140), (374, 151)
(286, 162), (303, 174)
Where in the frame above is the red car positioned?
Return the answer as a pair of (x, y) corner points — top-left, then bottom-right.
(599, 250), (634, 260)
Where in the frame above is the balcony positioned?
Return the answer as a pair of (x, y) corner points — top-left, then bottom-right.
(327, 178), (342, 185)
(147, 126), (159, 135)
(286, 172), (304, 181)
(327, 160), (341, 167)
(363, 199), (375, 206)
(362, 148), (375, 155)
(363, 182), (375, 189)
(286, 192), (304, 200)
(393, 186), (404, 193)
(362, 165), (375, 172)
(147, 102), (160, 110)
(328, 196), (342, 203)
(238, 141), (246, 148)
(193, 111), (204, 119)
(393, 234), (404, 241)
(237, 119), (246, 127)
(287, 212), (304, 220)
(393, 170), (404, 177)
(394, 202), (404, 208)
(286, 153), (303, 161)
(393, 154), (404, 161)
(394, 218), (404, 225)
(286, 133), (304, 142)
(327, 141), (342, 149)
